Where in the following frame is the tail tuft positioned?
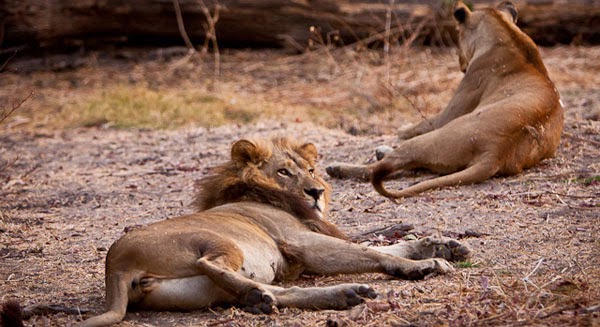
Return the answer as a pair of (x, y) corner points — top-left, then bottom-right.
(1, 300), (24, 327)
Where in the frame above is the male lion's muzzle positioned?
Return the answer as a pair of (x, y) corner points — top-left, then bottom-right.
(304, 187), (325, 217)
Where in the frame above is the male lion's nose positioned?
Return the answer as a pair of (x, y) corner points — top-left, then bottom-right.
(304, 187), (324, 201)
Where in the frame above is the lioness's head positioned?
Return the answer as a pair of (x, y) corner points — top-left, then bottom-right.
(453, 1), (520, 72)
(193, 137), (331, 220)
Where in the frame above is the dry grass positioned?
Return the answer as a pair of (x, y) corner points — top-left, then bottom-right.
(1, 46), (599, 326)
(0, 46), (462, 133)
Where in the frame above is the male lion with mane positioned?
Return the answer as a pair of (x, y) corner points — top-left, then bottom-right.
(75, 137), (471, 327)
(326, 1), (564, 199)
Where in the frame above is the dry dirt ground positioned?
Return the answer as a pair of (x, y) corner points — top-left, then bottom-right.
(1, 46), (599, 326)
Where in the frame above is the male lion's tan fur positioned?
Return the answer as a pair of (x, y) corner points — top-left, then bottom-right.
(76, 137), (471, 327)
(326, 1), (564, 199)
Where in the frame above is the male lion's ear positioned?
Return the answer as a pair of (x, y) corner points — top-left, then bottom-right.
(298, 143), (318, 162)
(231, 139), (263, 165)
(453, 1), (471, 24)
(497, 1), (518, 23)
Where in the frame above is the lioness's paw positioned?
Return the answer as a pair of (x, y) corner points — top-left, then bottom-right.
(413, 237), (472, 262)
(325, 163), (370, 181)
(325, 163), (349, 179)
(375, 145), (393, 161)
(397, 125), (417, 140)
(242, 288), (276, 314)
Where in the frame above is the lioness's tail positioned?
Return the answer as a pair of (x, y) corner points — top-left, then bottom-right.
(372, 161), (498, 199)
(78, 271), (138, 327)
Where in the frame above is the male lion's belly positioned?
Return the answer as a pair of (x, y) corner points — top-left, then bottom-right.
(236, 238), (286, 284)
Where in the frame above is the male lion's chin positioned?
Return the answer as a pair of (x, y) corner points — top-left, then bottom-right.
(314, 209), (323, 219)
(311, 203), (324, 219)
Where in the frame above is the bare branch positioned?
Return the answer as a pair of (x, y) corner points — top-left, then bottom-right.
(0, 90), (34, 125)
(172, 0), (197, 52)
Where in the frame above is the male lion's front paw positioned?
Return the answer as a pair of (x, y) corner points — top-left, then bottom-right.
(241, 288), (276, 314)
(388, 258), (453, 280)
(412, 237), (472, 262)
(317, 284), (378, 310)
(341, 284), (378, 308)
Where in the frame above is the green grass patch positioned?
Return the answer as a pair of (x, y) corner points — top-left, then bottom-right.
(456, 261), (480, 269)
(565, 175), (600, 186)
(582, 175), (600, 186)
(58, 86), (263, 129)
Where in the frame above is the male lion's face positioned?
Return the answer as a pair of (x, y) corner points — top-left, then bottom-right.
(231, 138), (331, 219)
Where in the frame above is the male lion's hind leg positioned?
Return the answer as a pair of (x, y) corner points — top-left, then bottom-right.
(196, 258), (377, 313)
(78, 272), (132, 327)
(196, 257), (277, 314)
(271, 284), (377, 310)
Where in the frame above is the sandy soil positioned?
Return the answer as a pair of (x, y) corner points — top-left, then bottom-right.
(1, 46), (599, 326)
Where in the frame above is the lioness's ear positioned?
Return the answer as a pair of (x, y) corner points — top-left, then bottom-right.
(497, 1), (518, 23)
(231, 139), (263, 165)
(298, 143), (318, 162)
(453, 1), (471, 24)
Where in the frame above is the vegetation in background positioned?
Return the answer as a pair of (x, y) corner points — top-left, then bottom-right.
(60, 86), (260, 129)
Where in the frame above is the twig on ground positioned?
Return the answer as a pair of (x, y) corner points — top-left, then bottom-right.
(522, 258), (544, 291)
(563, 131), (600, 147)
(580, 304), (600, 314)
(536, 303), (579, 319)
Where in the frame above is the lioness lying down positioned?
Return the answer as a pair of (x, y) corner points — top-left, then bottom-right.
(78, 137), (471, 327)
(327, 1), (564, 199)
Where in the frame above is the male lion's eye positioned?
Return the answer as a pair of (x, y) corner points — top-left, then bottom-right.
(277, 169), (291, 177)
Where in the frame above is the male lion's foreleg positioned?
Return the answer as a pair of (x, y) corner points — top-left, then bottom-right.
(292, 233), (454, 279)
(195, 257), (278, 314)
(372, 237), (472, 262)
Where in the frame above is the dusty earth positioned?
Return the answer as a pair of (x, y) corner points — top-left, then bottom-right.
(1, 45), (599, 326)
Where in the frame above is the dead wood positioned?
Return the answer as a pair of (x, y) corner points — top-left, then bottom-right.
(1, 1), (599, 52)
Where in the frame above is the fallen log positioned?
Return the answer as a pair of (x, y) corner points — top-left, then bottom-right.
(1, 0), (598, 52)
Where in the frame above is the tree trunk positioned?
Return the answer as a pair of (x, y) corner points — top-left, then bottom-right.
(1, 0), (436, 51)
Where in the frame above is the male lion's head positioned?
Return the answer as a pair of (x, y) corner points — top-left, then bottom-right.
(193, 137), (331, 220)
